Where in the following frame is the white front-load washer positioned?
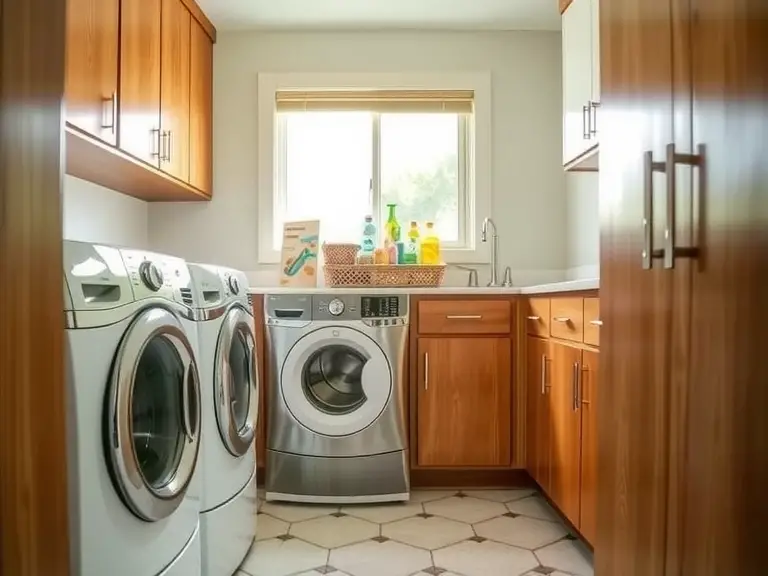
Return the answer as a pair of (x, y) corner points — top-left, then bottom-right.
(188, 264), (258, 576)
(64, 241), (203, 576)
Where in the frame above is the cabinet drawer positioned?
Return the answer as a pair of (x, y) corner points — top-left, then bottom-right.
(584, 298), (601, 346)
(550, 298), (584, 342)
(418, 300), (511, 334)
(526, 298), (550, 336)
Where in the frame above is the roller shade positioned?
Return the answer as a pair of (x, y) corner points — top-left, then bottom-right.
(275, 89), (474, 113)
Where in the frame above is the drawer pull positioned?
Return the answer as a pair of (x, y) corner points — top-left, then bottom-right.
(553, 317), (571, 323)
(527, 315), (541, 321)
(589, 320), (603, 327)
(424, 352), (429, 391)
(445, 315), (482, 320)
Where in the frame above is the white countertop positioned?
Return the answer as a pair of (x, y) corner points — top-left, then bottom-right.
(248, 278), (598, 296)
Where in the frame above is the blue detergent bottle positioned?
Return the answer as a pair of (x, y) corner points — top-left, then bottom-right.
(361, 215), (377, 255)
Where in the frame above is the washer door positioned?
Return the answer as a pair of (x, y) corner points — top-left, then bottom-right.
(281, 326), (392, 437)
(214, 306), (258, 457)
(106, 306), (201, 522)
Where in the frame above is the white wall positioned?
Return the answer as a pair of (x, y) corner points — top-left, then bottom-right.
(149, 30), (567, 286)
(63, 176), (149, 248)
(565, 172), (599, 279)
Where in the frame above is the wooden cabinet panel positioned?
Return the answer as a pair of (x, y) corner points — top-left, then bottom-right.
(418, 300), (511, 335)
(583, 297), (601, 346)
(119, 0), (162, 166)
(160, 0), (191, 182)
(526, 337), (552, 492)
(189, 18), (213, 195)
(417, 337), (511, 467)
(526, 298), (550, 337)
(580, 349), (599, 544)
(549, 342), (582, 527)
(550, 298), (584, 343)
(65, 0), (119, 145)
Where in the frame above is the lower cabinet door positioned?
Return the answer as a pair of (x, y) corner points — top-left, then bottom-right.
(526, 336), (552, 492)
(417, 337), (512, 467)
(579, 349), (599, 544)
(549, 342), (583, 526)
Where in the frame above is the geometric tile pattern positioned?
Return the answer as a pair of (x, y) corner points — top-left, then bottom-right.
(239, 489), (594, 576)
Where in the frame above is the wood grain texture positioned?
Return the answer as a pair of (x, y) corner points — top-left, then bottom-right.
(417, 299), (511, 334)
(160, 0), (191, 181)
(66, 125), (210, 201)
(180, 0), (217, 42)
(680, 1), (768, 573)
(597, 0), (675, 572)
(65, 0), (119, 145)
(0, 0), (70, 573)
(549, 297), (584, 343)
(119, 0), (162, 166)
(189, 18), (213, 195)
(526, 336), (552, 492)
(560, 0), (575, 14)
(579, 349), (599, 545)
(417, 337), (511, 467)
(526, 298), (551, 337)
(583, 297), (600, 346)
(250, 294), (266, 470)
(411, 468), (533, 489)
(549, 342), (582, 527)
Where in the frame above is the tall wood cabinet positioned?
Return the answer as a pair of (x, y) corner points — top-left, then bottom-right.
(598, 0), (767, 574)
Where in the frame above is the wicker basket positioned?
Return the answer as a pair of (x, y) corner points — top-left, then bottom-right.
(324, 264), (446, 287)
(322, 243), (360, 265)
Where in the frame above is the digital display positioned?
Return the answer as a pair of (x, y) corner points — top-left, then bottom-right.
(361, 296), (400, 318)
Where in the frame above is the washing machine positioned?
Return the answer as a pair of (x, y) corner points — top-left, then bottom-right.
(64, 241), (202, 576)
(265, 293), (410, 503)
(187, 263), (258, 576)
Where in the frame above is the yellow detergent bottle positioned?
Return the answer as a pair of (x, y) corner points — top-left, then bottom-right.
(420, 222), (441, 265)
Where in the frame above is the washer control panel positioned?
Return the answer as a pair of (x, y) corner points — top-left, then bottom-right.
(313, 294), (408, 323)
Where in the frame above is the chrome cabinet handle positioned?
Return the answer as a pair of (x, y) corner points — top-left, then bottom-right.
(581, 366), (591, 406)
(582, 104), (591, 140)
(572, 362), (581, 412)
(527, 315), (541, 321)
(446, 315), (482, 320)
(553, 317), (571, 323)
(643, 151), (665, 269)
(182, 363), (194, 441)
(101, 92), (117, 134)
(424, 352), (429, 391)
(540, 354), (547, 395)
(589, 319), (603, 326)
(167, 130), (173, 163)
(150, 128), (161, 158)
(589, 101), (599, 136)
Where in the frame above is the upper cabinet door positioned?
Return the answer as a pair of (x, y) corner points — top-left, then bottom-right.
(562, 0), (594, 164)
(65, 0), (120, 145)
(417, 337), (512, 467)
(189, 19), (213, 196)
(119, 0), (162, 167)
(590, 0), (601, 104)
(160, 0), (192, 182)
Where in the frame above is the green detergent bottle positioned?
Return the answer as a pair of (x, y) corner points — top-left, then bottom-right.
(384, 204), (401, 245)
(404, 221), (420, 264)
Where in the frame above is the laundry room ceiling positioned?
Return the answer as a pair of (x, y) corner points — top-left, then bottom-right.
(196, 0), (561, 32)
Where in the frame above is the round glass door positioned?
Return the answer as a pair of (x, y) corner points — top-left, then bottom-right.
(106, 306), (201, 522)
(282, 327), (392, 437)
(215, 306), (257, 457)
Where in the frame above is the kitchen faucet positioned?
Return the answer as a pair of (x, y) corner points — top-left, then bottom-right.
(481, 217), (500, 287)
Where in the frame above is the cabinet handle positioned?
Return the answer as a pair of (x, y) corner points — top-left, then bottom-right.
(581, 366), (590, 406)
(527, 315), (541, 321)
(582, 105), (591, 140)
(589, 319), (603, 326)
(572, 362), (580, 412)
(553, 317), (570, 323)
(150, 128), (161, 158)
(589, 101), (599, 136)
(643, 151), (665, 269)
(167, 130), (173, 163)
(101, 92), (117, 134)
(540, 354), (547, 395)
(446, 314), (482, 320)
(424, 352), (429, 391)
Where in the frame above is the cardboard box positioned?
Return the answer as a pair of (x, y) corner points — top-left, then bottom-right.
(279, 220), (320, 287)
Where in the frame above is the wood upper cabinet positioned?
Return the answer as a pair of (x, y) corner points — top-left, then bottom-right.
(417, 337), (511, 467)
(189, 18), (214, 196)
(160, 0), (192, 182)
(579, 349), (599, 545)
(549, 341), (582, 527)
(119, 0), (162, 166)
(526, 337), (551, 492)
(65, 0), (120, 145)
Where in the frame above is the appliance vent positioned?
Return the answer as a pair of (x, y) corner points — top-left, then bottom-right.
(180, 287), (194, 306)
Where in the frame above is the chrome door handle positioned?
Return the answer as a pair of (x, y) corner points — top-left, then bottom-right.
(540, 354), (547, 395)
(572, 362), (580, 412)
(589, 320), (603, 326)
(589, 101), (599, 136)
(424, 352), (429, 391)
(582, 104), (591, 140)
(102, 92), (117, 134)
(581, 366), (590, 406)
(553, 317), (571, 323)
(527, 315), (541, 321)
(182, 363), (194, 442)
(167, 130), (173, 163)
(446, 315), (482, 320)
(150, 128), (161, 158)
(643, 151), (665, 269)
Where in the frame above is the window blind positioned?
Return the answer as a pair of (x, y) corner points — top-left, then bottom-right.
(275, 89), (474, 114)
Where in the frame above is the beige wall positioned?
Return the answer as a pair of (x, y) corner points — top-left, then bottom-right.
(565, 172), (599, 279)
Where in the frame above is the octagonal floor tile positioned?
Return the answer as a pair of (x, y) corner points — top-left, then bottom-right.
(433, 540), (539, 576)
(535, 540), (594, 576)
(463, 489), (536, 503)
(291, 514), (379, 549)
(329, 540), (432, 576)
(341, 501), (423, 523)
(383, 515), (474, 550)
(408, 490), (460, 503)
(474, 515), (567, 549)
(260, 501), (338, 523)
(255, 513), (290, 541)
(425, 496), (507, 524)
(240, 537), (328, 576)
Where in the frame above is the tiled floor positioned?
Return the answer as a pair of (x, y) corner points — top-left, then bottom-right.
(237, 489), (593, 576)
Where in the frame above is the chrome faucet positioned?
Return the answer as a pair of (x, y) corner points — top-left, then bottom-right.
(481, 217), (500, 287)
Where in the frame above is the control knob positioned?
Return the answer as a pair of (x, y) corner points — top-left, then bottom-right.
(139, 261), (164, 292)
(328, 298), (345, 316)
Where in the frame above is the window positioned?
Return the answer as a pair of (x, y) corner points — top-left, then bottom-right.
(273, 90), (473, 253)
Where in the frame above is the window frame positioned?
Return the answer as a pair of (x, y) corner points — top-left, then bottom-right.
(274, 112), (472, 252)
(257, 72), (492, 265)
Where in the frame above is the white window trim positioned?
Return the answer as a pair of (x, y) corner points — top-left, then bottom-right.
(257, 72), (492, 265)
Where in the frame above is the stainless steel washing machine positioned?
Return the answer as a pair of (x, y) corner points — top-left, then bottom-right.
(265, 293), (409, 503)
